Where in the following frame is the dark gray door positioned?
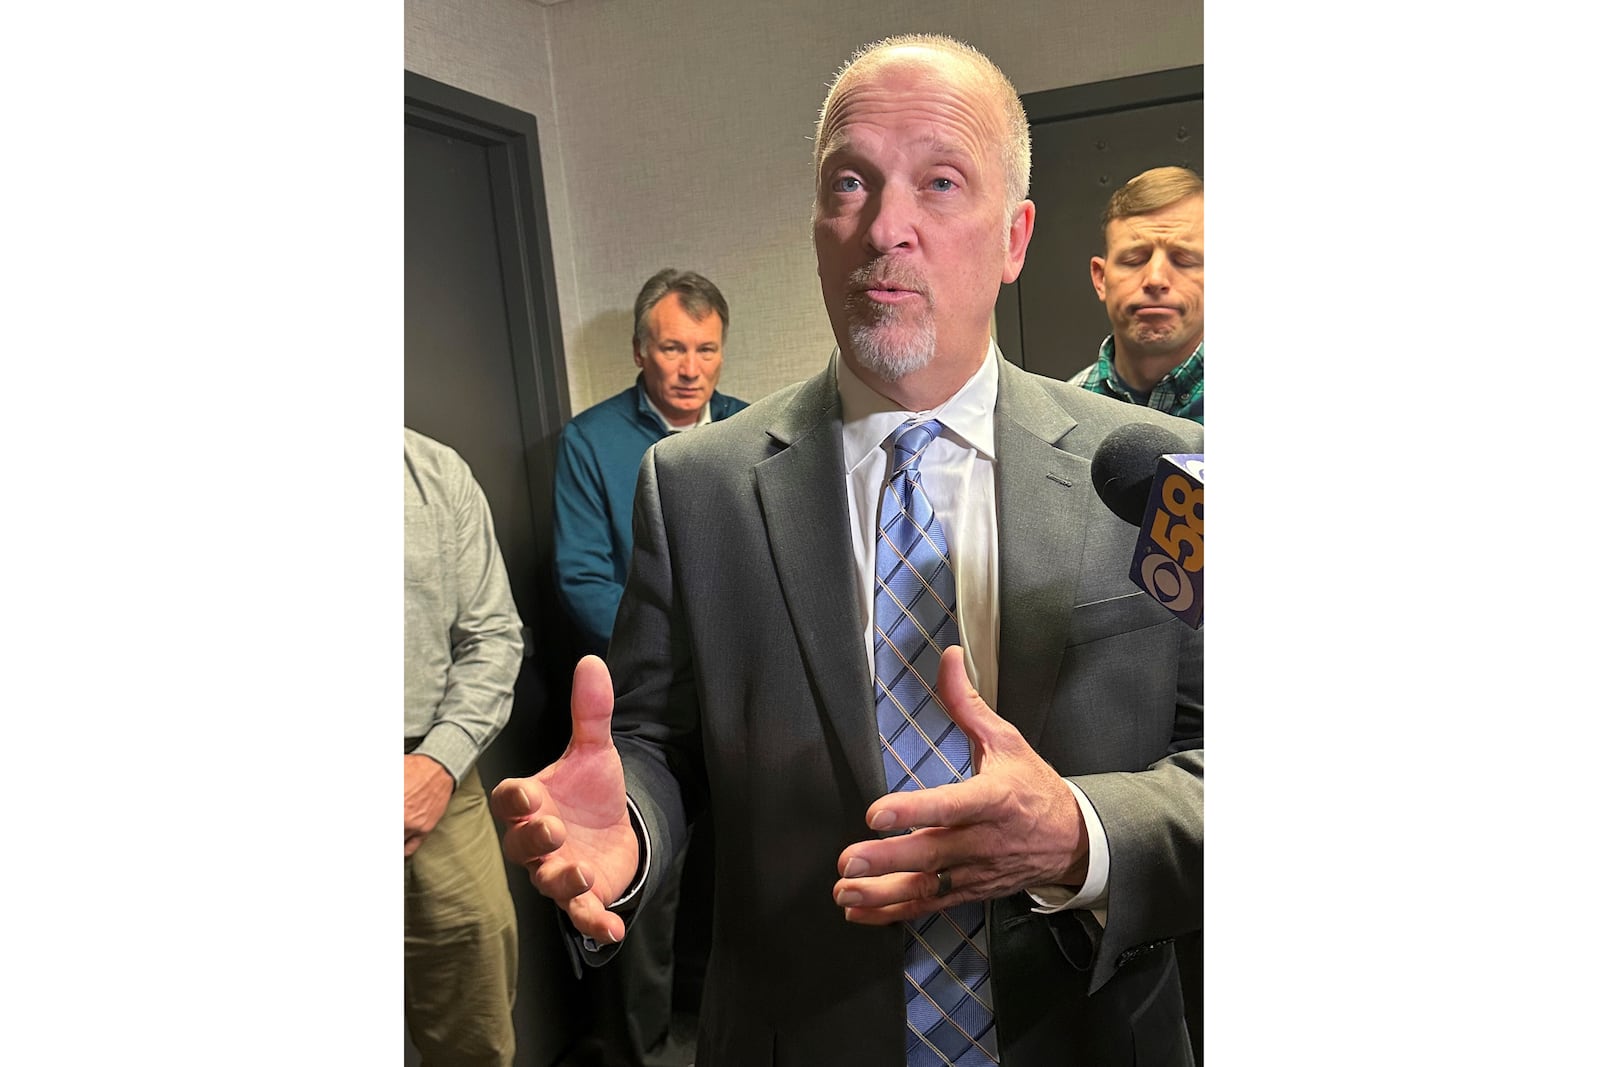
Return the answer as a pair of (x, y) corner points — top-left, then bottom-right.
(404, 72), (580, 1067)
(996, 66), (1203, 382)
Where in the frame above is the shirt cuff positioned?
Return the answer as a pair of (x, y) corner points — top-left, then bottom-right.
(1027, 778), (1109, 922)
(410, 720), (477, 785)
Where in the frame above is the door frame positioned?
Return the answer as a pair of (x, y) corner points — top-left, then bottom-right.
(404, 71), (584, 1067)
(404, 70), (571, 473)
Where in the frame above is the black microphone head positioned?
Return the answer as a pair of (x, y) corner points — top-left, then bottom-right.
(1090, 421), (1193, 526)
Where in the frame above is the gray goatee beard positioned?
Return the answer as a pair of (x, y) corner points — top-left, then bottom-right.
(843, 261), (936, 383)
(848, 314), (936, 383)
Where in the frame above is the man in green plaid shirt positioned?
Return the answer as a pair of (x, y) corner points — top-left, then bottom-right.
(1069, 166), (1204, 425)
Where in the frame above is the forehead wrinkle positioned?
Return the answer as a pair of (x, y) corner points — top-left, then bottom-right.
(819, 127), (979, 173)
(1114, 198), (1204, 238)
(1113, 216), (1204, 249)
(647, 306), (724, 345)
(816, 60), (1006, 177)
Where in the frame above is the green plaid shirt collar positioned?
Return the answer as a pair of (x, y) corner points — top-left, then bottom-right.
(1076, 336), (1204, 424)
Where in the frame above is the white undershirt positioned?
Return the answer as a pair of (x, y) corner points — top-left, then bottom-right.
(837, 344), (1108, 917)
(645, 392), (713, 432)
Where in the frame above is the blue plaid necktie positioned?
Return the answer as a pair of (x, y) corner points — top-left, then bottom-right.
(873, 419), (998, 1067)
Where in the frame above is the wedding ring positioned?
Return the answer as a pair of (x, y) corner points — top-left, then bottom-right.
(935, 869), (953, 897)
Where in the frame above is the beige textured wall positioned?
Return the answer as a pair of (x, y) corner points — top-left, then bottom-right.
(406, 0), (1203, 413)
(404, 0), (581, 397)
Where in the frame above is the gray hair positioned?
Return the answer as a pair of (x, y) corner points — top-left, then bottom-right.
(632, 268), (730, 347)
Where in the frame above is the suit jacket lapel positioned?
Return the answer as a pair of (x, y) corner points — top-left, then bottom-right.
(753, 367), (884, 801)
(994, 360), (1093, 746)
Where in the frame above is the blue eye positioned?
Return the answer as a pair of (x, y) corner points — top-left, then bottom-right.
(833, 176), (862, 193)
(930, 178), (955, 192)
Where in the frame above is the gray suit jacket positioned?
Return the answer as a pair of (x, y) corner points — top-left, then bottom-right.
(603, 356), (1203, 1066)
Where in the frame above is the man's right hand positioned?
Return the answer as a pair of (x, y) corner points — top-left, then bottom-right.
(491, 655), (638, 945)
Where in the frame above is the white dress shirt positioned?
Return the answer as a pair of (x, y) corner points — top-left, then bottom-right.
(837, 343), (1108, 917)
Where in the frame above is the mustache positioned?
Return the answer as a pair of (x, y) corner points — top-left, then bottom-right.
(847, 259), (929, 295)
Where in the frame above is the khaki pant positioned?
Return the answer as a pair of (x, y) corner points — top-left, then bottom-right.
(404, 765), (517, 1067)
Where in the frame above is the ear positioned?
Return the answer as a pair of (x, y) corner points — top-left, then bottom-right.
(1002, 200), (1036, 285)
(632, 339), (645, 368)
(1090, 256), (1108, 303)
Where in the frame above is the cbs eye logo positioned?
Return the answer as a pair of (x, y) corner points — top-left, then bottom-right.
(1140, 472), (1203, 611)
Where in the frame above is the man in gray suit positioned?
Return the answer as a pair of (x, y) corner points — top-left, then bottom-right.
(494, 33), (1202, 1066)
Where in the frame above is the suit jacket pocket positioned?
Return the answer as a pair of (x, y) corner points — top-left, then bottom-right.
(1066, 589), (1176, 648)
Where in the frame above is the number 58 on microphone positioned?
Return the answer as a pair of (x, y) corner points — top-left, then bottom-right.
(1131, 454), (1204, 629)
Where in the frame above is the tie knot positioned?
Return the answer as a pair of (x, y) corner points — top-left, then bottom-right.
(889, 419), (941, 475)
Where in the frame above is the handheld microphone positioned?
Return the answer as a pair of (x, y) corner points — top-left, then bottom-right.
(1090, 423), (1205, 628)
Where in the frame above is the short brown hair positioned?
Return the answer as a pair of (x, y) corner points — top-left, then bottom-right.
(1102, 166), (1203, 245)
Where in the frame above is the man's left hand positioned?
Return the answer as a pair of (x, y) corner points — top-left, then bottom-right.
(404, 753), (455, 858)
(833, 645), (1089, 923)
